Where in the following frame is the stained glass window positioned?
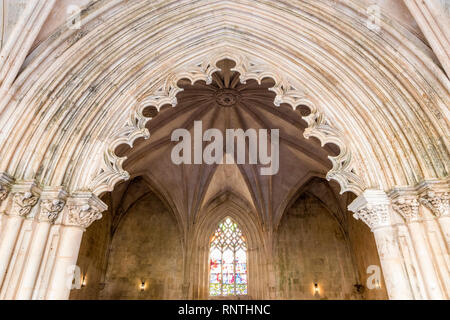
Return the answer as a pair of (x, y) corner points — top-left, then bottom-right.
(209, 217), (248, 296)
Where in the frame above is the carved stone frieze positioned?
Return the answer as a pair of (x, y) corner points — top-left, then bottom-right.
(65, 204), (102, 229)
(0, 184), (9, 203)
(0, 173), (14, 205)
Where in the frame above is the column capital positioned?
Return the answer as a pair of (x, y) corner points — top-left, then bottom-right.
(0, 173), (14, 204)
(348, 189), (391, 230)
(417, 179), (449, 218)
(392, 197), (420, 223)
(62, 192), (107, 229)
(388, 189), (421, 223)
(9, 182), (41, 218)
(39, 188), (68, 223)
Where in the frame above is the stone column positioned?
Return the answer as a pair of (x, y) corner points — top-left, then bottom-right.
(15, 189), (66, 300)
(391, 194), (446, 299)
(349, 190), (414, 300)
(45, 193), (106, 300)
(0, 183), (39, 289)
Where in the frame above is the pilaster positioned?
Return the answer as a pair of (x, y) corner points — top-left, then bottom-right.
(349, 189), (414, 299)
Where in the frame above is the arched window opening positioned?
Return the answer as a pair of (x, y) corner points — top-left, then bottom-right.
(209, 217), (248, 296)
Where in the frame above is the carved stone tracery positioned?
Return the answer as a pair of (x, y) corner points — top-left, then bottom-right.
(392, 197), (421, 223)
(39, 199), (66, 223)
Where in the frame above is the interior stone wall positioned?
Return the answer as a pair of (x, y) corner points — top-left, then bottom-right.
(274, 193), (361, 300)
(71, 179), (387, 300)
(98, 192), (184, 300)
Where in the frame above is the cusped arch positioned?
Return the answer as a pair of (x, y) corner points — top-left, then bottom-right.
(90, 52), (366, 196)
(0, 0), (447, 199)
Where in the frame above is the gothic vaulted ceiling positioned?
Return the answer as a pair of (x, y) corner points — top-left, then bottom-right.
(116, 60), (338, 228)
(0, 0), (448, 213)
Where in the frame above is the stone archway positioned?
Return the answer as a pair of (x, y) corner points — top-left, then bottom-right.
(90, 52), (365, 197)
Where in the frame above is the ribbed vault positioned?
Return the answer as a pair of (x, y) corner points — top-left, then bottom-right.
(0, 0), (448, 201)
(119, 59), (338, 228)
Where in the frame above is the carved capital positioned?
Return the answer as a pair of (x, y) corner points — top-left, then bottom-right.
(348, 189), (391, 230)
(39, 199), (66, 223)
(62, 192), (107, 229)
(353, 204), (390, 230)
(65, 204), (103, 229)
(0, 184), (9, 202)
(420, 191), (449, 218)
(392, 197), (420, 223)
(0, 173), (14, 205)
(11, 192), (39, 217)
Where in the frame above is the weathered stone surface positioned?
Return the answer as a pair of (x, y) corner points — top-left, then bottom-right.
(276, 193), (360, 300)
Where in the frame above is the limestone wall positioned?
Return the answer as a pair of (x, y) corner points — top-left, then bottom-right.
(69, 193), (112, 300)
(275, 193), (359, 299)
(99, 192), (184, 300)
(347, 207), (389, 300)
